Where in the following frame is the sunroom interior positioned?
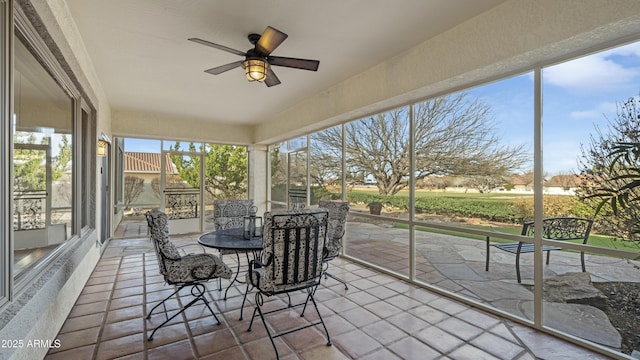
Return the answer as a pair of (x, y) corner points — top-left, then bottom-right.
(3, 1), (640, 359)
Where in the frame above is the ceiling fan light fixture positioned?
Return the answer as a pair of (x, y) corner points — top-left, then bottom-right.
(243, 58), (269, 82)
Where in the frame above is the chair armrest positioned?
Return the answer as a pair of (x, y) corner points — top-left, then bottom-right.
(247, 254), (272, 287)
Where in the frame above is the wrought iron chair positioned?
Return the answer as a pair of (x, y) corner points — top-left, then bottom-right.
(212, 199), (254, 291)
(145, 209), (232, 341)
(213, 199), (255, 230)
(243, 208), (331, 359)
(486, 217), (593, 283)
(318, 200), (350, 290)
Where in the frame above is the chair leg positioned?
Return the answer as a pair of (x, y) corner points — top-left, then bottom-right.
(324, 272), (348, 290)
(147, 283), (220, 341)
(240, 282), (251, 321)
(515, 251), (522, 283)
(254, 297), (281, 360)
(485, 236), (490, 271)
(218, 253), (224, 291)
(147, 286), (183, 320)
(248, 290), (331, 359)
(309, 292), (332, 346)
(580, 251), (586, 272)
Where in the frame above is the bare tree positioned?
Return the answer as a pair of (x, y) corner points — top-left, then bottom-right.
(312, 93), (528, 195)
(124, 176), (144, 210)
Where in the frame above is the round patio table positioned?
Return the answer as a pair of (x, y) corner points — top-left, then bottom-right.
(198, 228), (263, 303)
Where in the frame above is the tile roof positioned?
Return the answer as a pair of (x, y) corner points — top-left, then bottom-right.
(124, 152), (177, 174)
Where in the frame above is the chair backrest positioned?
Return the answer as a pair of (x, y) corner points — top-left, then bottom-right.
(288, 188), (307, 210)
(259, 208), (329, 295)
(521, 217), (593, 243)
(318, 200), (349, 259)
(146, 209), (181, 277)
(213, 199), (254, 230)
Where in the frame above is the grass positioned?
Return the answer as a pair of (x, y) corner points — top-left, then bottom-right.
(393, 222), (640, 253)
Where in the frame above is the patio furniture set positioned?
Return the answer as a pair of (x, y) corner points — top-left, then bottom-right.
(145, 198), (350, 359)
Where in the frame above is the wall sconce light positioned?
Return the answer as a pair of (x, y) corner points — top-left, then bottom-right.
(243, 58), (269, 82)
(97, 139), (107, 157)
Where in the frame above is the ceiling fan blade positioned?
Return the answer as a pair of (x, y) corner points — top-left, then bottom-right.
(267, 56), (320, 71)
(204, 61), (244, 75)
(264, 68), (281, 87)
(188, 38), (246, 57)
(256, 26), (288, 55)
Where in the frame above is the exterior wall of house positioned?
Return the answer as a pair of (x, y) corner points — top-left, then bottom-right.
(0, 1), (109, 359)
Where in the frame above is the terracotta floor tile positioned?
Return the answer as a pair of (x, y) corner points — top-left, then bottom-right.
(81, 283), (113, 295)
(344, 290), (379, 306)
(448, 343), (500, 360)
(117, 271), (144, 281)
(109, 294), (144, 310)
(68, 300), (109, 318)
(340, 306), (380, 328)
(323, 296), (359, 313)
(112, 285), (145, 298)
(387, 337), (441, 359)
(298, 343), (350, 360)
(323, 314), (357, 337)
(86, 275), (117, 286)
(106, 304), (144, 323)
(415, 325), (465, 353)
(147, 338), (195, 360)
(408, 304), (449, 325)
(101, 317), (145, 341)
(44, 344), (95, 360)
(146, 321), (189, 347)
(50, 327), (100, 353)
(365, 286), (397, 300)
(360, 348), (403, 360)
(242, 337), (292, 360)
(95, 333), (145, 360)
(429, 297), (470, 316)
(74, 290), (111, 305)
(470, 332), (525, 359)
(199, 345), (249, 360)
(281, 325), (329, 351)
(364, 300), (402, 318)
(437, 317), (484, 341)
(360, 320), (407, 345)
(59, 312), (105, 334)
(330, 328), (381, 359)
(192, 328), (238, 356)
(385, 293), (422, 310)
(114, 278), (145, 290)
(387, 312), (430, 334)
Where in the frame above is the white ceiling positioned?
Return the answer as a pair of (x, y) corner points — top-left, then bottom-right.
(65, 0), (507, 126)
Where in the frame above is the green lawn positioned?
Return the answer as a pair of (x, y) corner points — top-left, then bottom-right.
(392, 222), (640, 253)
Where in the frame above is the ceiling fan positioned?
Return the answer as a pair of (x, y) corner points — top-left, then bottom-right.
(188, 26), (320, 87)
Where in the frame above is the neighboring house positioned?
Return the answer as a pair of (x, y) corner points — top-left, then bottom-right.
(505, 174), (534, 192)
(544, 174), (581, 195)
(124, 152), (178, 207)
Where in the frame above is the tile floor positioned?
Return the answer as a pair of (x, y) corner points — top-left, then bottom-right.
(43, 235), (610, 360)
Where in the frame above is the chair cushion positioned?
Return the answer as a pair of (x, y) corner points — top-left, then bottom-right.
(147, 209), (180, 259)
(319, 200), (349, 259)
(165, 253), (232, 283)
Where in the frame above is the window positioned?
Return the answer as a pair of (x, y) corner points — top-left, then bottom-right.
(13, 33), (74, 278)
